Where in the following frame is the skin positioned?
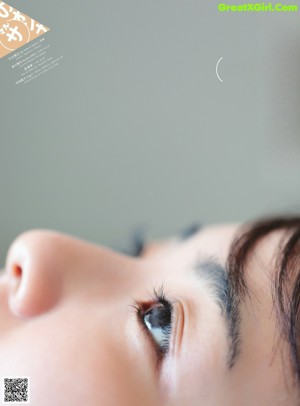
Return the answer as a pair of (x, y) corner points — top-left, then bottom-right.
(0, 224), (299, 405)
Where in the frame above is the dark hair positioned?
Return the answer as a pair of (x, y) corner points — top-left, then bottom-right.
(226, 216), (300, 388)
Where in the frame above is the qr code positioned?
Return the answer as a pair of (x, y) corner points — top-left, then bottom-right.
(3, 378), (29, 403)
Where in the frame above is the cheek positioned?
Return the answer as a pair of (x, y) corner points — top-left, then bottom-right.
(0, 329), (158, 406)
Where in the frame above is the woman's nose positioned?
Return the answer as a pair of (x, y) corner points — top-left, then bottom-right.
(4, 229), (67, 318)
(4, 229), (140, 319)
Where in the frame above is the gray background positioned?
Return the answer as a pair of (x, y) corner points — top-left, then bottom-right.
(0, 1), (300, 266)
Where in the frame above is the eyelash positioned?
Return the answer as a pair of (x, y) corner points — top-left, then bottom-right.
(128, 230), (145, 257)
(132, 284), (174, 365)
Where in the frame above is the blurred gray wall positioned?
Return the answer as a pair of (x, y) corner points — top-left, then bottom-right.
(1, 1), (300, 265)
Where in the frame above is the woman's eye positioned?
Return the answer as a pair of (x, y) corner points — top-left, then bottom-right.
(140, 298), (174, 357)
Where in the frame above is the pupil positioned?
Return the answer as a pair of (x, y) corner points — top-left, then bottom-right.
(144, 304), (171, 329)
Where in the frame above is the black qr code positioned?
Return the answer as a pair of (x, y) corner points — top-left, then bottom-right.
(3, 378), (29, 403)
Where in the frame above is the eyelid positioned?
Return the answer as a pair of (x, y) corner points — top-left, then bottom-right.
(169, 300), (184, 358)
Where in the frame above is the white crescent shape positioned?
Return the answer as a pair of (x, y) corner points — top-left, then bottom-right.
(216, 57), (224, 82)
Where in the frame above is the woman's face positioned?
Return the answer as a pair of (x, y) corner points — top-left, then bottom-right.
(0, 224), (298, 405)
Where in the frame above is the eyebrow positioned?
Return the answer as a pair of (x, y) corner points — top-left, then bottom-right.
(193, 258), (242, 369)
